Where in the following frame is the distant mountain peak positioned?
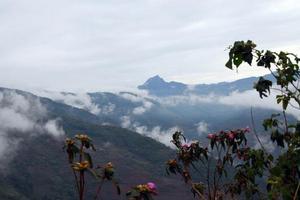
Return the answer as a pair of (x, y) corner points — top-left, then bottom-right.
(144, 75), (165, 85)
(151, 75), (163, 79)
(138, 74), (273, 97)
(138, 75), (186, 96)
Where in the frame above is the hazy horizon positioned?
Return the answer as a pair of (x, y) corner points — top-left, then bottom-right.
(1, 0), (299, 92)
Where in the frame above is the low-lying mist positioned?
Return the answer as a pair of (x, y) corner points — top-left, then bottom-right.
(0, 90), (64, 169)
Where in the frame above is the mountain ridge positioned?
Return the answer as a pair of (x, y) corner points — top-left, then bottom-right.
(0, 87), (191, 200)
(138, 74), (274, 96)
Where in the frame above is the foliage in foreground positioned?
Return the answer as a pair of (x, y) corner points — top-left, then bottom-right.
(226, 40), (300, 199)
(166, 41), (300, 199)
(64, 134), (156, 200)
(62, 41), (300, 200)
(64, 134), (120, 200)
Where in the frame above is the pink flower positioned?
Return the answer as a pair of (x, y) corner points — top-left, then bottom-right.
(147, 182), (157, 194)
(181, 144), (190, 148)
(227, 132), (235, 140)
(207, 133), (215, 139)
(244, 126), (251, 133)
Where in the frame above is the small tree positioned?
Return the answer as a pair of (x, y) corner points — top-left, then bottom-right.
(226, 40), (300, 199)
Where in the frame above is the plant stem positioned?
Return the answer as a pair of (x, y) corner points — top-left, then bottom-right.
(79, 143), (84, 200)
(207, 158), (212, 200)
(250, 108), (267, 153)
(293, 182), (300, 200)
(192, 184), (206, 200)
(94, 179), (104, 200)
(80, 171), (84, 200)
(72, 169), (80, 198)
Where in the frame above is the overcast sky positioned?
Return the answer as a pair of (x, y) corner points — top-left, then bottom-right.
(1, 0), (300, 92)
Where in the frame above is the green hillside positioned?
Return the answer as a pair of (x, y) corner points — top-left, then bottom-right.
(0, 89), (194, 200)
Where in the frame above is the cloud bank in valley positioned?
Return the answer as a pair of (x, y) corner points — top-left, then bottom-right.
(33, 90), (102, 115)
(119, 93), (153, 115)
(0, 90), (64, 166)
(32, 90), (117, 115)
(120, 115), (179, 147)
(155, 89), (300, 119)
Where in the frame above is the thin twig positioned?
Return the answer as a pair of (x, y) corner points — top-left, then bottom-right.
(79, 143), (84, 200)
(207, 157), (212, 200)
(294, 182), (300, 200)
(250, 108), (267, 153)
(72, 169), (80, 198)
(80, 171), (84, 200)
(94, 179), (104, 200)
(282, 110), (289, 134)
(191, 183), (207, 200)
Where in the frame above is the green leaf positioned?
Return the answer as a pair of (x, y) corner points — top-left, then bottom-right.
(282, 96), (290, 110)
(233, 55), (243, 67)
(254, 77), (273, 98)
(226, 60), (233, 69)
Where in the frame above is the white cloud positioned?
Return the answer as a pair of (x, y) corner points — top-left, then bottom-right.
(219, 90), (300, 119)
(119, 93), (145, 103)
(132, 101), (153, 115)
(120, 115), (179, 147)
(155, 89), (299, 119)
(34, 90), (120, 115)
(119, 88), (300, 148)
(134, 125), (179, 148)
(120, 93), (153, 115)
(32, 90), (101, 115)
(0, 90), (64, 166)
(101, 103), (116, 115)
(155, 94), (215, 106)
(196, 121), (209, 136)
(44, 120), (65, 137)
(120, 116), (131, 129)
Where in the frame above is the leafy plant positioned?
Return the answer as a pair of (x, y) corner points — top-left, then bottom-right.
(226, 40), (300, 199)
(166, 128), (263, 199)
(126, 182), (157, 200)
(166, 41), (300, 199)
(63, 134), (120, 200)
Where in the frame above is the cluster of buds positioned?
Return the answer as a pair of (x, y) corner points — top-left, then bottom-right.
(207, 127), (250, 141)
(64, 138), (78, 163)
(166, 159), (192, 183)
(167, 159), (178, 167)
(127, 182), (157, 199)
(166, 159), (183, 175)
(236, 147), (250, 161)
(75, 134), (91, 142)
(103, 162), (115, 180)
(65, 138), (75, 146)
(72, 161), (90, 171)
(178, 140), (208, 165)
(207, 127), (250, 149)
(135, 182), (157, 195)
(75, 133), (95, 150)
